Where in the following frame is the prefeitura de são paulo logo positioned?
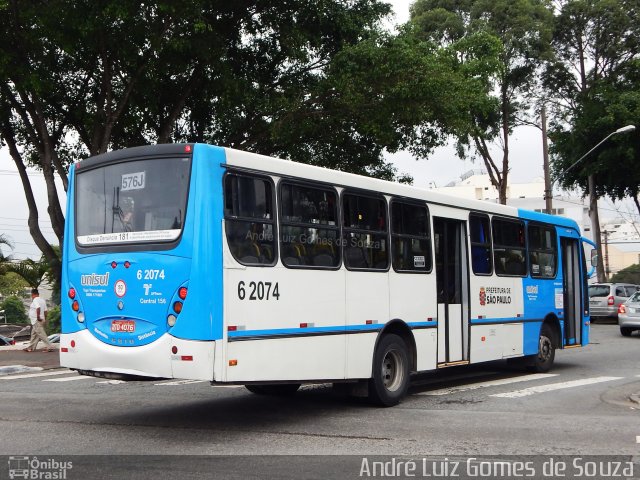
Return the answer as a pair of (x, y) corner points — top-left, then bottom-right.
(479, 287), (486, 306)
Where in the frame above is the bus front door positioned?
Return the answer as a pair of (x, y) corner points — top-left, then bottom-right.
(434, 217), (469, 365)
(561, 237), (583, 346)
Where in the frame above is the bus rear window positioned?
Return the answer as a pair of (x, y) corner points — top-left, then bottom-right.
(75, 157), (191, 246)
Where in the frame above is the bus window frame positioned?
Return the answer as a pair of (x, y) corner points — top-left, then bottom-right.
(491, 216), (527, 278)
(527, 221), (558, 279)
(389, 198), (432, 274)
(278, 179), (342, 270)
(73, 154), (193, 254)
(223, 170), (278, 267)
(341, 189), (390, 273)
(469, 212), (493, 276)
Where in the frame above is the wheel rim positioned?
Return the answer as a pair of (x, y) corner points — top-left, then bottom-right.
(381, 349), (405, 392)
(538, 335), (552, 363)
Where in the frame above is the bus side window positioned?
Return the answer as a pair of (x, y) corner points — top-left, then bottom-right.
(279, 182), (340, 268)
(391, 200), (431, 272)
(224, 173), (276, 266)
(492, 217), (526, 277)
(342, 193), (388, 271)
(469, 213), (492, 275)
(528, 223), (557, 278)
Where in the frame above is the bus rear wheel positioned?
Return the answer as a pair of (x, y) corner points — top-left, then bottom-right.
(368, 334), (410, 407)
(527, 323), (556, 373)
(245, 384), (301, 396)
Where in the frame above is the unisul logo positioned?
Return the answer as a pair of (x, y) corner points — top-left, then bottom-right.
(8, 456), (72, 479)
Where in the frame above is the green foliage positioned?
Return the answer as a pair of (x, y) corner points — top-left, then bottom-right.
(0, 272), (29, 297)
(409, 0), (554, 203)
(1, 296), (28, 324)
(4, 259), (49, 289)
(546, 0), (640, 212)
(610, 264), (640, 285)
(47, 305), (61, 334)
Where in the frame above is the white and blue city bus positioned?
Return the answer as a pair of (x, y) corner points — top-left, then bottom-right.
(61, 143), (594, 406)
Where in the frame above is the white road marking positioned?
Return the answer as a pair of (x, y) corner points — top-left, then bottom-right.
(0, 369), (72, 380)
(636, 436), (640, 444)
(96, 380), (127, 385)
(416, 374), (558, 396)
(44, 375), (94, 382)
(491, 376), (623, 398)
(211, 385), (243, 389)
(154, 379), (207, 386)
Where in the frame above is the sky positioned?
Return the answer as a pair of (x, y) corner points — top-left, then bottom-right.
(0, 1), (628, 260)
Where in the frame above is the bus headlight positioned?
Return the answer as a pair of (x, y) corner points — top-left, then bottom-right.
(77, 312), (85, 323)
(167, 314), (177, 327)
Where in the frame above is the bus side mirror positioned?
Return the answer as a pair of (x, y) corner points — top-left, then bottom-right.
(590, 249), (598, 267)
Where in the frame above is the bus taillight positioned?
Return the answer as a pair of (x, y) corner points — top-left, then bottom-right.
(68, 288), (76, 299)
(72, 301), (79, 312)
(178, 287), (188, 300)
(173, 301), (183, 314)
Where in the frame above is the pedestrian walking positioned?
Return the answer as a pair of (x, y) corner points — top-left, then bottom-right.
(23, 288), (54, 352)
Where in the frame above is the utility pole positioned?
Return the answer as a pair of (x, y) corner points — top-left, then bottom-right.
(589, 175), (606, 282)
(541, 105), (552, 214)
(602, 229), (610, 281)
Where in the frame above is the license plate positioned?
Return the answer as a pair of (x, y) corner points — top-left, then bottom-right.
(589, 300), (599, 305)
(628, 307), (636, 313)
(111, 320), (135, 333)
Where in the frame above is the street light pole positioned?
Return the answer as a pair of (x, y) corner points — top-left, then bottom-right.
(552, 124), (635, 282)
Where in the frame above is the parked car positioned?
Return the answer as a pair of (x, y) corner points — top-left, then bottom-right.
(0, 334), (15, 346)
(618, 291), (640, 336)
(588, 283), (640, 319)
(47, 333), (60, 344)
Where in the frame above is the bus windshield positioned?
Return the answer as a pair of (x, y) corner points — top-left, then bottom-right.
(75, 156), (191, 246)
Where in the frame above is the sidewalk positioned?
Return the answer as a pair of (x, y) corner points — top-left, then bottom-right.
(0, 341), (60, 369)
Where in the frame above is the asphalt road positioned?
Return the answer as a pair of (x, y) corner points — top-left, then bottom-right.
(1, 324), (639, 478)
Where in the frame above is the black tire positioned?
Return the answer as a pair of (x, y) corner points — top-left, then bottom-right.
(368, 334), (410, 407)
(620, 327), (633, 337)
(527, 323), (556, 373)
(245, 383), (301, 396)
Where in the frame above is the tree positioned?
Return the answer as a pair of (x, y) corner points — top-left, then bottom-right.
(0, 0), (392, 282)
(610, 264), (640, 285)
(410, 0), (554, 204)
(0, 234), (13, 264)
(0, 296), (27, 324)
(4, 259), (49, 290)
(545, 0), (640, 282)
(0, 0), (499, 283)
(0, 272), (29, 298)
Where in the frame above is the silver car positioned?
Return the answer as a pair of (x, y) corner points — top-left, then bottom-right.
(588, 283), (639, 318)
(619, 291), (640, 336)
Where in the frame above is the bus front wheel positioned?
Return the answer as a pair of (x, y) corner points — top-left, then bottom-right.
(245, 384), (301, 396)
(527, 323), (556, 373)
(368, 334), (410, 407)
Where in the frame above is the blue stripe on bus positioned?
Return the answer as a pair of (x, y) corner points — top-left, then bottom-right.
(227, 321), (437, 339)
(470, 317), (536, 325)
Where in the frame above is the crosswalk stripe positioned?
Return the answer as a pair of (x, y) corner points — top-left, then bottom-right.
(491, 376), (623, 398)
(155, 379), (207, 386)
(1, 369), (72, 380)
(44, 375), (94, 382)
(416, 373), (558, 396)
